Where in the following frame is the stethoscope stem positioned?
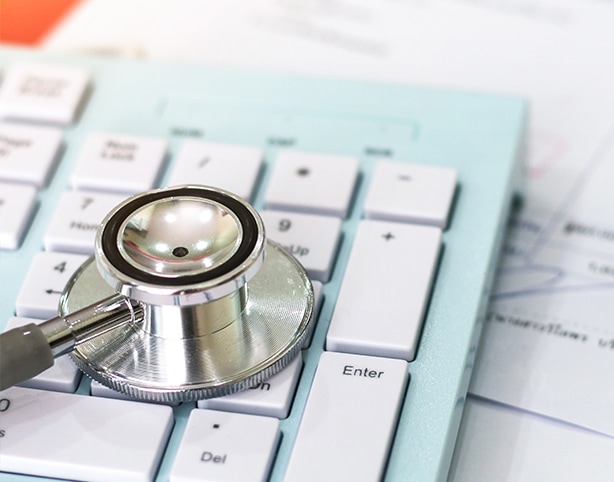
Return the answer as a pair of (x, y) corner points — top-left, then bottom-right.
(0, 295), (143, 391)
(42, 295), (143, 357)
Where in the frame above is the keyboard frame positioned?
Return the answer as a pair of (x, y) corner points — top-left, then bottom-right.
(0, 46), (526, 481)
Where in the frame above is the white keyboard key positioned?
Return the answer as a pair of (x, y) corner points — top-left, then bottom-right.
(284, 352), (408, 482)
(327, 220), (441, 361)
(0, 182), (36, 249)
(305, 280), (324, 347)
(0, 122), (62, 186)
(71, 132), (167, 193)
(4, 317), (81, 392)
(0, 62), (89, 125)
(168, 140), (263, 200)
(197, 353), (302, 418)
(15, 251), (89, 318)
(265, 150), (359, 217)
(44, 190), (128, 254)
(260, 210), (342, 282)
(170, 409), (280, 482)
(0, 387), (173, 481)
(364, 160), (458, 228)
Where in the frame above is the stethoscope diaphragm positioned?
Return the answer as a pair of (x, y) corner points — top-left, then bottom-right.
(0, 185), (313, 401)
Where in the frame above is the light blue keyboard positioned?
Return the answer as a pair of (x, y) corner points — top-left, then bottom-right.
(0, 47), (525, 482)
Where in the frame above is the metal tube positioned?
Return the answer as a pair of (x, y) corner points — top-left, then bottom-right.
(0, 295), (143, 391)
(39, 294), (144, 357)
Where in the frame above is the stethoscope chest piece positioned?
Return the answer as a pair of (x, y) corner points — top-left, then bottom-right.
(59, 185), (314, 402)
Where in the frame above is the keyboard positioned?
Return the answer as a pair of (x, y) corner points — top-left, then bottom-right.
(0, 46), (526, 482)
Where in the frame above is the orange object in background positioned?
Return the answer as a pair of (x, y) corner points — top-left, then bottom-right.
(0, 0), (82, 45)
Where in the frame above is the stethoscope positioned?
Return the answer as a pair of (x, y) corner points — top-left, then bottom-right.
(0, 185), (314, 402)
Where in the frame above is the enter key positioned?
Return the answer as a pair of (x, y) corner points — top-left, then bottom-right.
(284, 352), (409, 482)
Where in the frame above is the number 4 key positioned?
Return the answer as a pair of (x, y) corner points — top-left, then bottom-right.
(15, 251), (89, 318)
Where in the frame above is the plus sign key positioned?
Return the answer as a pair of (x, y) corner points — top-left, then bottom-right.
(327, 219), (441, 360)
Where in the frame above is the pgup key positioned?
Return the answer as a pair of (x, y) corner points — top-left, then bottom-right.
(260, 210), (342, 282)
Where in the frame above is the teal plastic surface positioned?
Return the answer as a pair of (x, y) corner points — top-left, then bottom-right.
(0, 47), (526, 481)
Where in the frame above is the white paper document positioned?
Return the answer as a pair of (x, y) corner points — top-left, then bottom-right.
(472, 118), (614, 436)
(45, 0), (614, 436)
(449, 396), (614, 481)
